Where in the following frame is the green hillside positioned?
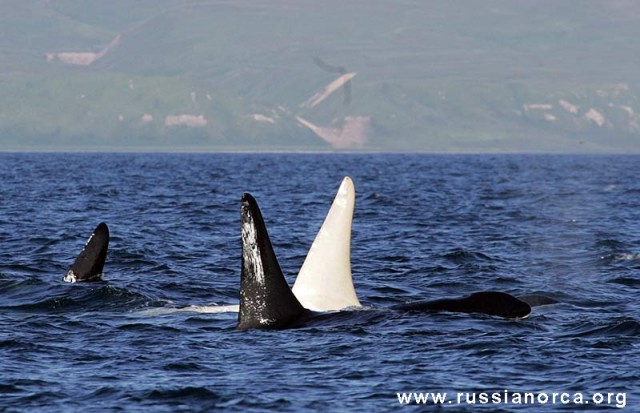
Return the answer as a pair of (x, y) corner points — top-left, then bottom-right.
(1, 0), (640, 152)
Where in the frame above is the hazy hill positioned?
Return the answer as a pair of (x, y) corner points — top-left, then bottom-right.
(1, 0), (640, 152)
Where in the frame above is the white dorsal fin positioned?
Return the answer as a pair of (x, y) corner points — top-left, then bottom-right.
(292, 177), (361, 311)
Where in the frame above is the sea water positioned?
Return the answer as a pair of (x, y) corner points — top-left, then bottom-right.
(0, 153), (638, 411)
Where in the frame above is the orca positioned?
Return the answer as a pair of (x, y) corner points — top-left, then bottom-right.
(392, 291), (531, 319)
(237, 193), (308, 329)
(63, 222), (109, 283)
(167, 176), (361, 316)
(237, 193), (531, 330)
(292, 176), (361, 311)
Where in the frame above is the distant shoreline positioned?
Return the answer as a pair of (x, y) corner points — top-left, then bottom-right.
(1, 147), (638, 155)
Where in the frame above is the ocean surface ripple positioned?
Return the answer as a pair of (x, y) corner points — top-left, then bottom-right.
(1, 153), (638, 412)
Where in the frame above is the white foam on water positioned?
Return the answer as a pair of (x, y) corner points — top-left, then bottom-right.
(135, 304), (239, 316)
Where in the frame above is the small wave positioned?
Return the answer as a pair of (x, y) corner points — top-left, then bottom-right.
(362, 192), (391, 206)
(565, 319), (640, 338)
(0, 384), (21, 393)
(0, 339), (28, 350)
(116, 323), (182, 333)
(517, 294), (560, 307)
(86, 386), (124, 399)
(2, 284), (154, 313)
(607, 276), (640, 287)
(0, 274), (48, 289)
(494, 276), (521, 285)
(442, 249), (501, 264)
(594, 239), (628, 249)
(601, 252), (640, 262)
(3, 295), (77, 312)
(380, 255), (410, 263)
(146, 386), (219, 401)
(135, 304), (240, 316)
(163, 362), (203, 371)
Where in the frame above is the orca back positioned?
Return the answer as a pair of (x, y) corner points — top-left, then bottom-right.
(392, 291), (531, 319)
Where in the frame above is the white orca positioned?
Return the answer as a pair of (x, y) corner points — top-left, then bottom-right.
(237, 193), (531, 330)
(292, 176), (361, 311)
(63, 222), (109, 283)
(160, 177), (360, 315)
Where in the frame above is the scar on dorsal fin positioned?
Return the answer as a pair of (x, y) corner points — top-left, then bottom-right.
(237, 193), (305, 330)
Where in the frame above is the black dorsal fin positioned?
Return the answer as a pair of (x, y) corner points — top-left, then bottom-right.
(237, 193), (305, 330)
(64, 222), (109, 283)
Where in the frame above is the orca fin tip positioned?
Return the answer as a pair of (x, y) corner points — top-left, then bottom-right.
(95, 222), (109, 234)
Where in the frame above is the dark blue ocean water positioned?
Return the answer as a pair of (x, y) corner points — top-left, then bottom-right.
(0, 153), (638, 412)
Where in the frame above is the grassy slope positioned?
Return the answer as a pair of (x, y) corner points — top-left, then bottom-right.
(1, 0), (639, 151)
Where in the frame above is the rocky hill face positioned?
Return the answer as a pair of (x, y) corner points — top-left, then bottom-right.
(1, 0), (639, 152)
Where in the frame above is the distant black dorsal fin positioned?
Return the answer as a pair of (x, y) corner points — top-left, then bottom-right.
(237, 193), (305, 330)
(64, 222), (109, 283)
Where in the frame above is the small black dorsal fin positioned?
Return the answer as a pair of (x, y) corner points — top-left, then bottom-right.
(237, 193), (305, 330)
(64, 222), (109, 283)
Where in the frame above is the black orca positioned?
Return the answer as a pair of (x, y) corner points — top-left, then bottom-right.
(391, 291), (531, 319)
(236, 193), (530, 330)
(237, 194), (308, 329)
(63, 222), (109, 283)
